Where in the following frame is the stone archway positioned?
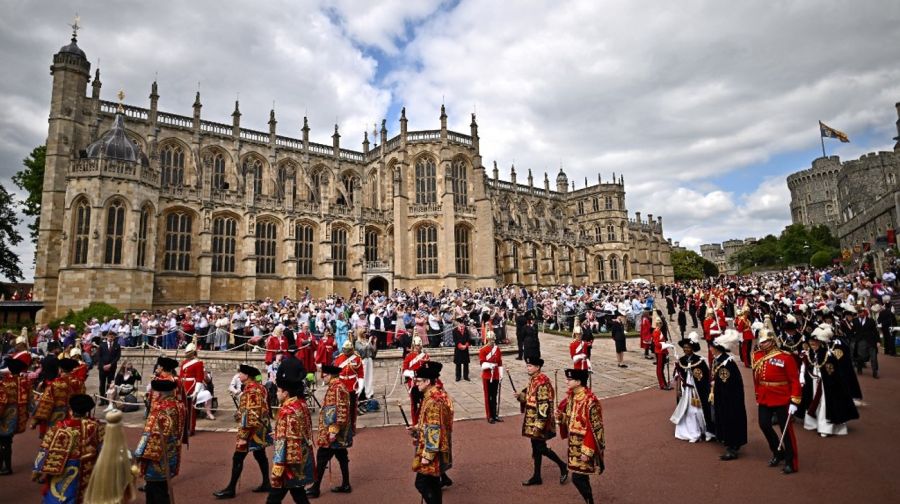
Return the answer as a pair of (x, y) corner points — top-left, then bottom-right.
(368, 276), (388, 294)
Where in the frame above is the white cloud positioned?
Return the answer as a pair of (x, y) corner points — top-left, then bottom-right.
(2, 0), (899, 279)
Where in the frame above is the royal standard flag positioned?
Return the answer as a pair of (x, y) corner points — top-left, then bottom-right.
(819, 121), (850, 143)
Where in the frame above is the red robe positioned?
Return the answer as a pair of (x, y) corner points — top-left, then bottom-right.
(570, 340), (591, 370)
(478, 344), (503, 419)
(180, 357), (206, 435)
(640, 317), (652, 350)
(265, 335), (289, 365)
(315, 336), (336, 375)
(295, 331), (316, 371)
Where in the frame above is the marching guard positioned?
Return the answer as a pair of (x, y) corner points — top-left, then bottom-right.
(180, 342), (211, 435)
(268, 358), (316, 504)
(32, 394), (103, 504)
(570, 324), (591, 371)
(516, 356), (567, 486)
(306, 364), (353, 497)
(710, 329), (747, 460)
(0, 357), (31, 475)
(478, 330), (503, 423)
(135, 379), (186, 503)
(409, 361), (453, 504)
(557, 368), (604, 504)
(214, 364), (273, 499)
(752, 323), (801, 474)
(334, 340), (364, 430)
(31, 356), (72, 438)
(402, 337), (430, 424)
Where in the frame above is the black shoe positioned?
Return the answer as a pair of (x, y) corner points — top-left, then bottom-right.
(493, 416), (504, 422)
(252, 483), (272, 493)
(515, 357), (523, 360)
(618, 364), (628, 368)
(488, 418), (496, 424)
(456, 378), (461, 382)
(782, 464), (795, 475)
(559, 467), (569, 484)
(0, 467), (11, 476)
(873, 371), (879, 379)
(213, 488), (236, 499)
(767, 454), (784, 467)
(522, 477), (543, 486)
(856, 368), (862, 375)
(441, 475), (453, 487)
(720, 451), (738, 461)
(464, 377), (471, 381)
(331, 484), (352, 493)
(306, 486), (320, 498)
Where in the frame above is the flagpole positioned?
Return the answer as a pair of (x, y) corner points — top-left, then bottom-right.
(819, 121), (827, 158)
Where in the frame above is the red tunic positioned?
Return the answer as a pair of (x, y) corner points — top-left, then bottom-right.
(402, 351), (429, 384)
(295, 331), (316, 371)
(651, 328), (666, 354)
(478, 344), (503, 381)
(702, 317), (717, 341)
(179, 358), (205, 397)
(334, 352), (364, 394)
(752, 348), (801, 407)
(640, 317), (652, 349)
(735, 316), (753, 341)
(570, 340), (591, 370)
(715, 309), (727, 334)
(72, 362), (88, 383)
(315, 336), (336, 373)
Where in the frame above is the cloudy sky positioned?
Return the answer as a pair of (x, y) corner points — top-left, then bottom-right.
(2, 0), (899, 281)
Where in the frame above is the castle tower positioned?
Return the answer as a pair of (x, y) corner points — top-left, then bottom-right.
(894, 101), (900, 152)
(556, 167), (568, 193)
(34, 23), (92, 322)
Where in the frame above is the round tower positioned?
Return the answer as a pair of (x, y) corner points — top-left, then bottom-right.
(556, 168), (568, 193)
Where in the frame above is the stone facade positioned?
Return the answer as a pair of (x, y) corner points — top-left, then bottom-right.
(33, 35), (673, 322)
(700, 238), (755, 275)
(787, 102), (900, 251)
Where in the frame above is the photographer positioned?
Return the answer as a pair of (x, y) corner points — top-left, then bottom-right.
(104, 360), (142, 411)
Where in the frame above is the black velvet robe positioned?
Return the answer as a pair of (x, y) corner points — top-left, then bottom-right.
(675, 353), (713, 433)
(711, 354), (747, 449)
(802, 347), (860, 425)
(828, 339), (862, 400)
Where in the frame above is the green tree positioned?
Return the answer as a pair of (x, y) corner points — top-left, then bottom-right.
(702, 259), (720, 278)
(672, 249), (705, 281)
(810, 249), (839, 268)
(0, 183), (23, 281)
(12, 145), (45, 244)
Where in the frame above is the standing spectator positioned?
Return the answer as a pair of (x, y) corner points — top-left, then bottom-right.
(522, 314), (541, 361)
(355, 332), (377, 403)
(427, 308), (442, 348)
(876, 296), (897, 357)
(335, 312), (350, 350)
(677, 308), (687, 337)
(853, 307), (879, 378)
(611, 311), (628, 368)
(97, 330), (121, 404)
(515, 309), (527, 360)
(452, 318), (471, 381)
(146, 314), (159, 348)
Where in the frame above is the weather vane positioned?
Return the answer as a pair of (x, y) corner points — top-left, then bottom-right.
(69, 13), (81, 40)
(117, 89), (125, 113)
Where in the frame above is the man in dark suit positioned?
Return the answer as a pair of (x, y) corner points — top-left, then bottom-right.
(97, 330), (121, 401)
(853, 309), (880, 378)
(522, 315), (541, 361)
(515, 309), (528, 360)
(452, 318), (471, 381)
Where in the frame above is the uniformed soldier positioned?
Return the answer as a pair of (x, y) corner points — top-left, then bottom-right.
(333, 340), (364, 431)
(0, 358), (31, 475)
(135, 379), (186, 503)
(214, 364), (273, 499)
(478, 331), (503, 423)
(409, 361), (453, 504)
(306, 364), (353, 498)
(267, 358), (315, 504)
(402, 337), (430, 424)
(752, 324), (801, 474)
(32, 394), (103, 504)
(557, 368), (604, 504)
(516, 356), (567, 486)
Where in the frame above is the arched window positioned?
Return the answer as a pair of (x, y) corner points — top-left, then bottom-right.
(72, 199), (91, 265)
(597, 256), (606, 282)
(526, 242), (537, 272)
(332, 227), (348, 277)
(415, 157), (437, 205)
(595, 225), (603, 243)
(295, 223), (314, 276)
(416, 224), (438, 275)
(137, 205), (150, 267)
(605, 196), (612, 210)
(609, 255), (619, 281)
(160, 144), (185, 187)
(212, 216), (237, 273)
(452, 159), (467, 206)
(243, 157), (264, 195)
(255, 220), (277, 275)
(337, 175), (355, 206)
(163, 212), (192, 271)
(547, 245), (555, 273)
(308, 171), (321, 203)
(365, 229), (379, 262)
(212, 152), (226, 190)
(454, 225), (470, 275)
(607, 224), (616, 242)
(592, 198), (599, 212)
(104, 200), (126, 264)
(511, 242), (519, 271)
(369, 173), (379, 208)
(577, 201), (584, 215)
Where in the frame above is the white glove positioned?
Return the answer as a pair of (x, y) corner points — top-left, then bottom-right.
(788, 404), (798, 416)
(481, 362), (496, 371)
(402, 369), (415, 379)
